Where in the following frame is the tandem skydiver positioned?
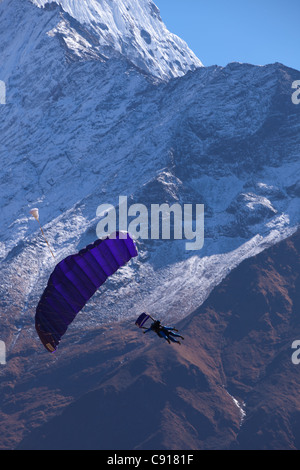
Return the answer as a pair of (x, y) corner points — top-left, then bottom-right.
(142, 319), (184, 345)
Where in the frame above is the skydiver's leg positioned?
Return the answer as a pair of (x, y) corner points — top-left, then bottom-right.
(160, 328), (181, 344)
(168, 335), (181, 344)
(163, 327), (184, 340)
(168, 331), (184, 340)
(158, 330), (171, 344)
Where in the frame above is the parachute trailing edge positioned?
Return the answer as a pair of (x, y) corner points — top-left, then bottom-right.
(35, 232), (138, 353)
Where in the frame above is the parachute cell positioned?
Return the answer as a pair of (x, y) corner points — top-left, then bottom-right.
(35, 232), (138, 352)
(30, 208), (39, 221)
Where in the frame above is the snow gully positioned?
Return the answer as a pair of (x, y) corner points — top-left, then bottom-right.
(96, 196), (205, 251)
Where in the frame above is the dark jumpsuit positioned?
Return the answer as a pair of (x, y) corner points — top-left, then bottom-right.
(144, 321), (183, 343)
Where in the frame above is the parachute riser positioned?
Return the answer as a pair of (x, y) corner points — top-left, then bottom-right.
(37, 219), (56, 260)
(30, 208), (56, 260)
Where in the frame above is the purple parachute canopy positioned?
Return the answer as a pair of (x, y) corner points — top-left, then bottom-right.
(135, 313), (151, 328)
(35, 232), (138, 352)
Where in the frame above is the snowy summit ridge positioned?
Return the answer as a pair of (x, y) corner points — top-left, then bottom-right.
(31, 0), (203, 79)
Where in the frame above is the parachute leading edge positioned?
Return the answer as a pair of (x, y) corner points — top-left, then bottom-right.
(35, 232), (138, 353)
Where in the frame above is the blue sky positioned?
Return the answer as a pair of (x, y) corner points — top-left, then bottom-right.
(154, 0), (299, 71)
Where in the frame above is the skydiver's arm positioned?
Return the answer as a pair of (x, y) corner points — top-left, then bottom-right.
(143, 328), (152, 334)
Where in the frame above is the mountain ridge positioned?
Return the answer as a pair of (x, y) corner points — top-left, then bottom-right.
(30, 0), (203, 79)
(0, 0), (300, 450)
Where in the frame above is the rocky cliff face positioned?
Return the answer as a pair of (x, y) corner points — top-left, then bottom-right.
(0, 0), (299, 450)
(0, 0), (299, 347)
(30, 0), (203, 79)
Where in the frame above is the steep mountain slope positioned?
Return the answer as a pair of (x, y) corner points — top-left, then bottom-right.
(0, 0), (299, 365)
(0, 229), (298, 450)
(30, 0), (203, 79)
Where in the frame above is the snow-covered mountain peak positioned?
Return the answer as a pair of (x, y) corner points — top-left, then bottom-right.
(30, 0), (203, 79)
(1, 0), (299, 364)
